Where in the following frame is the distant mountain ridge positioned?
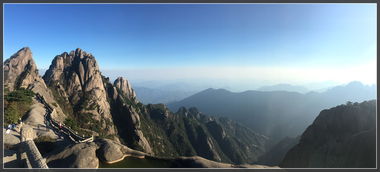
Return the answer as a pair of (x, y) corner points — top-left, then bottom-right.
(258, 84), (309, 93)
(168, 82), (376, 144)
(134, 86), (198, 104)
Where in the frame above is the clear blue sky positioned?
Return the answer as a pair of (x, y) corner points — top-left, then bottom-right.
(4, 3), (377, 87)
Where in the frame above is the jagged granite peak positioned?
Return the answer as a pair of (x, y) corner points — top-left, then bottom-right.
(114, 77), (137, 100)
(104, 77), (153, 154)
(4, 47), (38, 91)
(43, 48), (116, 135)
(4, 47), (67, 122)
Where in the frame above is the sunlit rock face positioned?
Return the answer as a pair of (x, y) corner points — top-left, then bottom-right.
(4, 47), (41, 91)
(114, 77), (137, 101)
(43, 48), (116, 135)
(4, 47), (67, 122)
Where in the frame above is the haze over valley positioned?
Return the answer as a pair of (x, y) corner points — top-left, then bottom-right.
(4, 3), (376, 169)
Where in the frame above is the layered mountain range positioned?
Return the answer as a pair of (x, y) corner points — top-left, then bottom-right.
(168, 83), (376, 144)
(4, 47), (376, 168)
(4, 47), (268, 165)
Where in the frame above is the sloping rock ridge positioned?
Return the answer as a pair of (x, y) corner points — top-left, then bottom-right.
(280, 100), (376, 168)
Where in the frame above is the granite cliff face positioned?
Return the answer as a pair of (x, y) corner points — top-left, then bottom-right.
(4, 47), (38, 91)
(104, 76), (152, 154)
(4, 47), (66, 121)
(280, 100), (376, 168)
(114, 77), (137, 101)
(43, 48), (116, 135)
(4, 47), (271, 166)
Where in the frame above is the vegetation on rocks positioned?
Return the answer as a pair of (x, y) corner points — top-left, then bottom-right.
(4, 88), (35, 126)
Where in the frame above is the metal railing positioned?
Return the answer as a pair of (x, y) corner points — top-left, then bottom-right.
(35, 93), (94, 143)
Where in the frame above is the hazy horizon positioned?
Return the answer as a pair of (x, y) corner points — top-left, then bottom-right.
(5, 4), (377, 91)
(37, 68), (377, 93)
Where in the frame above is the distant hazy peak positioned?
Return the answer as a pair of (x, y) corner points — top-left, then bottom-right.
(258, 84), (309, 93)
(202, 88), (231, 93)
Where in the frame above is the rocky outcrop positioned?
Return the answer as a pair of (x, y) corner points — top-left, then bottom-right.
(96, 139), (147, 163)
(43, 48), (116, 135)
(4, 129), (21, 146)
(168, 156), (279, 168)
(4, 47), (67, 122)
(46, 142), (99, 168)
(22, 99), (59, 140)
(280, 100), (376, 168)
(4, 47), (38, 91)
(138, 105), (268, 164)
(5, 47), (272, 167)
(105, 76), (152, 154)
(114, 77), (137, 101)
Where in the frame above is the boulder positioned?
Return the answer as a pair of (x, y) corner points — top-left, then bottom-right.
(46, 142), (99, 168)
(3, 129), (21, 146)
(96, 139), (147, 163)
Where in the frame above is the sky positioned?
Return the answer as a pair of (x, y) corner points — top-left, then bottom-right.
(4, 3), (377, 91)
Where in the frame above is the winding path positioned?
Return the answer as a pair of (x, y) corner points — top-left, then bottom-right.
(34, 93), (94, 144)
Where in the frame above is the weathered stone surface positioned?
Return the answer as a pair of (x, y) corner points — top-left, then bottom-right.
(114, 77), (137, 101)
(24, 102), (46, 126)
(23, 100), (59, 140)
(3, 129), (21, 145)
(43, 48), (116, 135)
(3, 47), (67, 122)
(4, 47), (37, 91)
(106, 77), (153, 154)
(46, 142), (99, 168)
(96, 139), (125, 163)
(170, 156), (278, 168)
(21, 125), (35, 142)
(96, 138), (147, 163)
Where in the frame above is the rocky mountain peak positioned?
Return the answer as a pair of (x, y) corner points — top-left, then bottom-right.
(4, 47), (39, 91)
(43, 48), (116, 135)
(4, 47), (67, 122)
(114, 77), (137, 100)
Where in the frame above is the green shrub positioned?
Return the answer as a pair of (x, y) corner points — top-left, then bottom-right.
(4, 89), (34, 126)
(5, 88), (34, 102)
(64, 117), (78, 131)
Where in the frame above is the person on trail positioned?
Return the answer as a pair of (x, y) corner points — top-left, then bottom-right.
(59, 122), (62, 131)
